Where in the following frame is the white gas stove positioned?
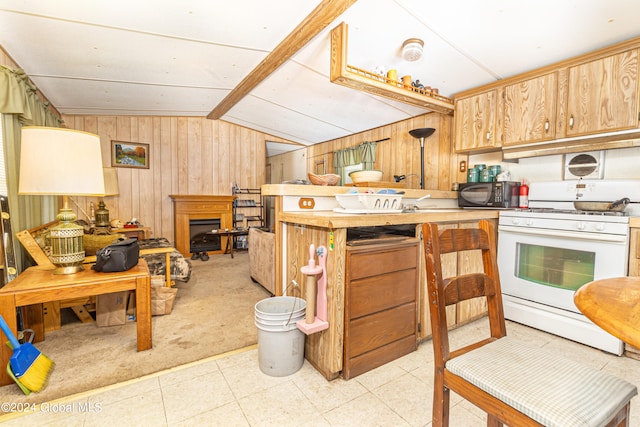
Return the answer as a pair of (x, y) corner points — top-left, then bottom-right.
(498, 179), (640, 355)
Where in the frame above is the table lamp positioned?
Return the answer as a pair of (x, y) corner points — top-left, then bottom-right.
(94, 167), (119, 230)
(19, 127), (105, 274)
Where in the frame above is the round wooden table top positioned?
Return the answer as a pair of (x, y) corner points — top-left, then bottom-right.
(574, 277), (640, 350)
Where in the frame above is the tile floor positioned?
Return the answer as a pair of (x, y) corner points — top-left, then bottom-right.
(0, 318), (638, 426)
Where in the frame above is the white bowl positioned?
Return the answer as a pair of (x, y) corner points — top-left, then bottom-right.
(335, 193), (403, 211)
(349, 170), (383, 183)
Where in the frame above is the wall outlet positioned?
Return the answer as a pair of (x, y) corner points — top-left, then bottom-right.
(299, 198), (315, 209)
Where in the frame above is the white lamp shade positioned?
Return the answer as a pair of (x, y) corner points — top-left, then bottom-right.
(19, 126), (105, 196)
(103, 167), (120, 196)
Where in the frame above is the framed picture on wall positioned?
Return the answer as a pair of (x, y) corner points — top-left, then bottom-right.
(112, 141), (149, 169)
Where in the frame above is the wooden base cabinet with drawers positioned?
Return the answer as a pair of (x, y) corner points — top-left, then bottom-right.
(343, 239), (419, 379)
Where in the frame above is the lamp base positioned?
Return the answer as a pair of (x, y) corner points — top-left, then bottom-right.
(50, 207), (86, 275)
(54, 264), (84, 275)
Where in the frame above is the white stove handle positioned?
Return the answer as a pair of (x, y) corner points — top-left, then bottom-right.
(498, 225), (628, 243)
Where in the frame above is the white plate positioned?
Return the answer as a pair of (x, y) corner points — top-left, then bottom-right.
(333, 208), (404, 214)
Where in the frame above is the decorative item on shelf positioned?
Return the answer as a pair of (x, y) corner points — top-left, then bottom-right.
(18, 127), (106, 274)
(402, 38), (424, 62)
(348, 170), (383, 183)
(94, 167), (119, 232)
(386, 69), (398, 84)
(329, 23), (454, 114)
(124, 218), (141, 229)
(308, 172), (340, 186)
(408, 128), (436, 189)
(110, 219), (124, 228)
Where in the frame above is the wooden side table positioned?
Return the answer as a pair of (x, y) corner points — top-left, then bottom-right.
(208, 229), (249, 258)
(0, 260), (152, 386)
(111, 227), (152, 240)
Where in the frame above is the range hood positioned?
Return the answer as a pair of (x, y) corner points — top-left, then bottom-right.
(502, 129), (640, 160)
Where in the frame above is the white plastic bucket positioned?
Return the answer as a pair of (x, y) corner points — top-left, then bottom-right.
(255, 296), (306, 377)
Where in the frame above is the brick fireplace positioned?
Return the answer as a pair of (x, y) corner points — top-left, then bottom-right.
(170, 195), (235, 257)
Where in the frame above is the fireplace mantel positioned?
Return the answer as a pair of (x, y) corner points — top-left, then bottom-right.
(170, 195), (235, 257)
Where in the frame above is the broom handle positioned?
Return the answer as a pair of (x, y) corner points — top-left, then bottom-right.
(0, 315), (21, 350)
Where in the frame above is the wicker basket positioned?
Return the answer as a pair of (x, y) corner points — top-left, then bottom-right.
(83, 233), (125, 256)
(308, 172), (340, 186)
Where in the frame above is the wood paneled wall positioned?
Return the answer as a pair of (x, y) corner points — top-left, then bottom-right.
(305, 112), (467, 191)
(62, 115), (293, 242)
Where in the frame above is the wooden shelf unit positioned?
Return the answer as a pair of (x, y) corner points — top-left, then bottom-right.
(330, 22), (454, 115)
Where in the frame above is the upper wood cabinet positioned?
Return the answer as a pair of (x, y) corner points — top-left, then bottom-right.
(454, 37), (640, 154)
(565, 49), (640, 137)
(453, 89), (498, 152)
(502, 72), (558, 146)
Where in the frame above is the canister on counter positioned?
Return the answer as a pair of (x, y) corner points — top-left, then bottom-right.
(489, 165), (501, 177)
(474, 164), (486, 171)
(467, 167), (479, 182)
(479, 168), (492, 182)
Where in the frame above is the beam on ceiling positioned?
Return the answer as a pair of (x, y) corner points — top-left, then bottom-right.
(206, 0), (358, 120)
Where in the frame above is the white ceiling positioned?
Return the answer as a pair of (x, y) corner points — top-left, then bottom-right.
(2, 0), (640, 155)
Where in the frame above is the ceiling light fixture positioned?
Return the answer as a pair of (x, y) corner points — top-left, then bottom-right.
(402, 38), (424, 62)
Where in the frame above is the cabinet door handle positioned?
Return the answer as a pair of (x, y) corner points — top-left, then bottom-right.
(486, 131), (491, 142)
(569, 115), (574, 129)
(544, 119), (550, 133)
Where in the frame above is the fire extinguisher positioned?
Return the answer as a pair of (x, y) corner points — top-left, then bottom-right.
(519, 180), (529, 209)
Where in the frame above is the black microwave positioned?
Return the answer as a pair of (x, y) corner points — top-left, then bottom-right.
(458, 181), (520, 208)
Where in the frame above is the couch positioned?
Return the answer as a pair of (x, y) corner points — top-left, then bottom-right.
(248, 227), (275, 294)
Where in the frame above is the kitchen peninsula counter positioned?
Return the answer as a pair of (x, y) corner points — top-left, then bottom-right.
(278, 208), (498, 228)
(262, 184), (499, 380)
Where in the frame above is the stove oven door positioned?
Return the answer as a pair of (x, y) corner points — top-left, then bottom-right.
(497, 221), (627, 355)
(497, 223), (629, 314)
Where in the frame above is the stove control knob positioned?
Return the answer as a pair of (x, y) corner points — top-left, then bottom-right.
(511, 218), (520, 225)
(576, 221), (586, 230)
(525, 219), (533, 226)
(595, 223), (606, 232)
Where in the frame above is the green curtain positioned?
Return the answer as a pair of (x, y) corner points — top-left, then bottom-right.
(333, 141), (378, 184)
(0, 65), (62, 272)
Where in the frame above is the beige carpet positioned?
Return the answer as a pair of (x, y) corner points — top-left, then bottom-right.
(0, 252), (270, 407)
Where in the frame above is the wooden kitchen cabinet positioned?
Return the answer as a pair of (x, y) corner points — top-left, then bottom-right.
(454, 38), (640, 154)
(625, 227), (640, 359)
(629, 227), (640, 276)
(565, 49), (640, 137)
(454, 89), (499, 152)
(502, 72), (558, 145)
(343, 239), (419, 379)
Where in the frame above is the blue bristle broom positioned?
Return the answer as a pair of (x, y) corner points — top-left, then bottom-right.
(0, 314), (54, 392)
